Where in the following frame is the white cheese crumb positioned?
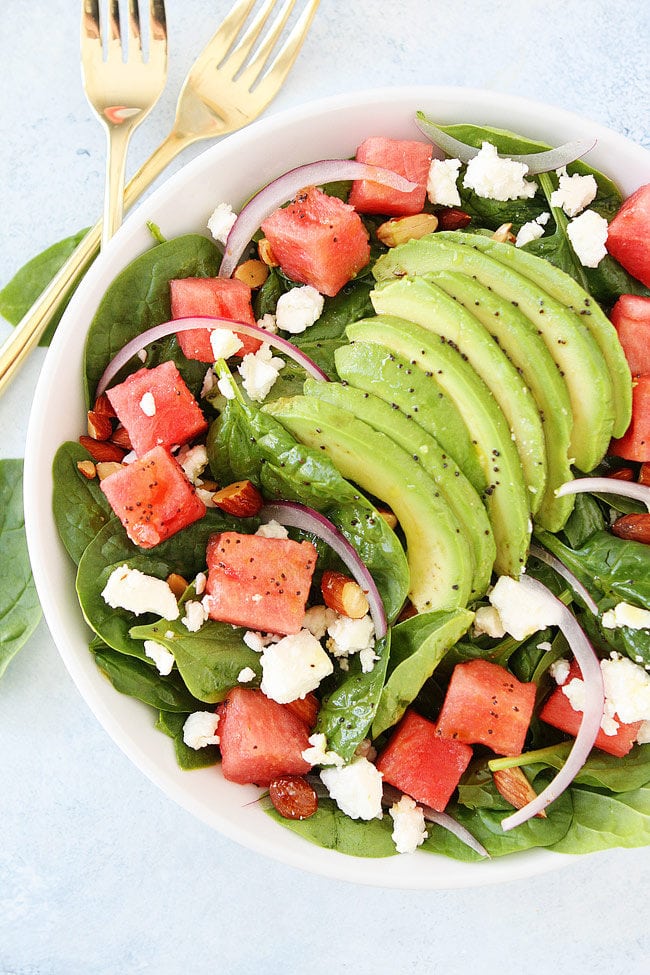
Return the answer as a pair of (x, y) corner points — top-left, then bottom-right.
(515, 219), (545, 248)
(359, 645), (379, 674)
(463, 142), (537, 201)
(566, 209), (608, 267)
(243, 630), (279, 652)
(537, 641), (553, 653)
(275, 285), (324, 334)
(601, 602), (650, 631)
(487, 575), (563, 641)
(238, 343), (285, 402)
(195, 487), (218, 508)
(636, 721), (650, 745)
(550, 172), (597, 217)
(473, 605), (506, 639)
(139, 391), (156, 417)
(561, 652), (650, 738)
(217, 376), (236, 400)
(257, 313), (278, 334)
(255, 519), (289, 539)
(181, 599), (209, 633)
(301, 732), (345, 768)
(137, 349), (147, 363)
(302, 604), (338, 640)
(326, 614), (375, 659)
(389, 794), (428, 854)
(237, 666), (257, 683)
(195, 572), (207, 596)
(320, 756), (384, 820)
(260, 629), (334, 703)
(426, 157), (462, 207)
(549, 657), (571, 686)
(207, 202), (237, 245)
(210, 328), (244, 361)
(177, 444), (208, 485)
(143, 640), (175, 676)
(101, 565), (179, 620)
(182, 711), (220, 749)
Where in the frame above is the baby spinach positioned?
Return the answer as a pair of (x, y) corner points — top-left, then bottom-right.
(92, 644), (202, 712)
(155, 710), (220, 770)
(550, 781), (650, 854)
(52, 441), (114, 564)
(0, 459), (42, 677)
(264, 795), (397, 857)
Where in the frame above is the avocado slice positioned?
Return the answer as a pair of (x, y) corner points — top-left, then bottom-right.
(371, 274), (547, 513)
(346, 315), (531, 577)
(373, 235), (615, 473)
(303, 376), (495, 598)
(263, 395), (474, 612)
(437, 231), (632, 438)
(431, 269), (574, 531)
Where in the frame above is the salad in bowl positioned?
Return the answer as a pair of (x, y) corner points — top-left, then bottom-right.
(26, 88), (650, 887)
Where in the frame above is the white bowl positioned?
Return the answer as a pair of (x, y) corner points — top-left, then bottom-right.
(25, 85), (650, 889)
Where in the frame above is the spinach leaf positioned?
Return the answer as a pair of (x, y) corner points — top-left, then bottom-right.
(550, 781), (650, 854)
(264, 795), (397, 857)
(92, 644), (201, 712)
(0, 459), (42, 677)
(83, 234), (221, 403)
(561, 492), (606, 549)
(155, 710), (220, 769)
(52, 441), (114, 564)
(0, 229), (89, 346)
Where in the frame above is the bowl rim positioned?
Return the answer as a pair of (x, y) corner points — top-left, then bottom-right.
(25, 84), (650, 889)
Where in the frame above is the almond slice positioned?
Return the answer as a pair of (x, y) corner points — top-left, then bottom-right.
(376, 213), (439, 248)
(321, 569), (369, 619)
(212, 479), (264, 517)
(79, 435), (126, 463)
(611, 513), (650, 544)
(76, 460), (97, 479)
(87, 410), (113, 441)
(493, 766), (546, 817)
(166, 573), (188, 600)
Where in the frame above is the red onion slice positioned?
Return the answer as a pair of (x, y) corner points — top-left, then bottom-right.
(219, 160), (418, 279)
(500, 575), (604, 831)
(95, 316), (329, 398)
(259, 500), (387, 639)
(415, 113), (596, 174)
(382, 784), (488, 857)
(529, 543), (599, 615)
(556, 477), (650, 513)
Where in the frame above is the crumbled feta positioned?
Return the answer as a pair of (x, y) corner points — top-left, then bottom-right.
(210, 328), (244, 361)
(562, 652), (650, 738)
(320, 756), (384, 820)
(237, 666), (257, 683)
(601, 601), (650, 631)
(101, 565), (179, 620)
(275, 285), (324, 334)
(473, 605), (506, 639)
(463, 142), (537, 201)
(326, 614), (375, 659)
(549, 657), (571, 686)
(260, 629), (334, 703)
(243, 630), (279, 652)
(426, 157), (462, 207)
(550, 171), (597, 217)
(302, 604), (338, 640)
(636, 721), (650, 745)
(537, 641), (553, 653)
(515, 212), (551, 248)
(359, 645), (379, 674)
(301, 732), (345, 768)
(487, 575), (563, 641)
(389, 794), (428, 854)
(207, 202), (237, 245)
(177, 443), (208, 485)
(181, 599), (209, 633)
(238, 343), (285, 402)
(255, 519), (289, 539)
(137, 349), (147, 363)
(566, 209), (608, 267)
(144, 639), (175, 676)
(217, 376), (236, 399)
(139, 391), (156, 417)
(257, 313), (278, 334)
(182, 711), (220, 749)
(195, 571), (207, 596)
(195, 487), (218, 508)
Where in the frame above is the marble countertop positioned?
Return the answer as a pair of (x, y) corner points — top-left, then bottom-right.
(1, 1), (649, 972)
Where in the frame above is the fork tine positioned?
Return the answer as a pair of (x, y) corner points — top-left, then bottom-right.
(149, 0), (168, 45)
(199, 0), (258, 65)
(235, 0), (297, 90)
(253, 0), (319, 98)
(221, 0), (286, 78)
(81, 0), (102, 65)
(127, 0), (143, 58)
(106, 0), (122, 61)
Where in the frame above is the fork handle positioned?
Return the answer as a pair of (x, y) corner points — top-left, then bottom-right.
(0, 130), (188, 398)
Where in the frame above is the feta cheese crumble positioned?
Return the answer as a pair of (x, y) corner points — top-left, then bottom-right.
(177, 444), (208, 485)
(463, 142), (537, 201)
(101, 565), (179, 620)
(301, 732), (345, 768)
(566, 209), (608, 267)
(144, 640), (175, 676)
(238, 343), (285, 402)
(207, 202), (237, 245)
(255, 519), (289, 539)
(210, 328), (244, 361)
(515, 211), (551, 248)
(302, 604), (338, 640)
(320, 756), (384, 820)
(182, 711), (220, 749)
(326, 614), (375, 659)
(426, 157), (462, 207)
(257, 313), (278, 334)
(237, 666), (257, 683)
(487, 575), (563, 641)
(139, 391), (156, 417)
(601, 602), (650, 631)
(243, 630), (279, 653)
(550, 171), (597, 217)
(275, 285), (324, 334)
(560, 653), (650, 739)
(181, 599), (209, 633)
(260, 629), (334, 703)
(389, 794), (428, 854)
(473, 605), (506, 639)
(217, 376), (236, 400)
(549, 657), (571, 686)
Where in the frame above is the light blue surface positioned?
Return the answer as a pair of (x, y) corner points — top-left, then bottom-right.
(1, 1), (650, 972)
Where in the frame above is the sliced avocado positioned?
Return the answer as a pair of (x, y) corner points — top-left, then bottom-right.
(263, 395), (474, 612)
(303, 377), (495, 598)
(346, 315), (531, 577)
(373, 235), (615, 472)
(438, 231), (632, 438)
(431, 269), (574, 531)
(371, 274), (547, 513)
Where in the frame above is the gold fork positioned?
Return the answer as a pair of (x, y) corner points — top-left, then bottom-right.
(81, 0), (168, 247)
(0, 0), (320, 396)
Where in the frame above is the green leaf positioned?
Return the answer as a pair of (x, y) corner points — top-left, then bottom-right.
(561, 492), (606, 549)
(0, 229), (90, 345)
(550, 781), (650, 853)
(92, 645), (201, 712)
(155, 710), (220, 769)
(0, 459), (42, 677)
(52, 441), (114, 564)
(265, 796), (397, 857)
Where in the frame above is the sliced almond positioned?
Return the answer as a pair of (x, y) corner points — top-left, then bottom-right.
(611, 513), (650, 544)
(79, 435), (126, 463)
(76, 460), (96, 480)
(376, 213), (439, 248)
(377, 506), (398, 530)
(321, 570), (369, 619)
(110, 424), (133, 450)
(436, 207), (472, 231)
(96, 461), (124, 481)
(492, 222), (516, 243)
(87, 410), (113, 441)
(234, 259), (269, 289)
(92, 392), (117, 418)
(212, 479), (264, 517)
(493, 766), (546, 817)
(639, 463), (650, 486)
(166, 573), (189, 599)
(258, 237), (280, 267)
(608, 467), (634, 481)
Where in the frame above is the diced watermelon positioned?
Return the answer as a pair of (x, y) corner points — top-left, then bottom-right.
(204, 531), (317, 635)
(260, 186), (370, 297)
(540, 660), (642, 758)
(170, 276), (260, 360)
(285, 692), (319, 730)
(218, 687), (311, 785)
(611, 294), (650, 375)
(606, 183), (650, 288)
(435, 659), (536, 756)
(105, 361), (208, 458)
(610, 375), (650, 462)
(100, 445), (206, 548)
(376, 710), (472, 812)
(348, 137), (432, 216)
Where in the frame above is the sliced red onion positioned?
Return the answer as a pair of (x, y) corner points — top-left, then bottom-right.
(556, 477), (650, 513)
(500, 575), (604, 831)
(415, 113), (596, 174)
(382, 783), (488, 857)
(259, 500), (387, 639)
(95, 316), (329, 398)
(219, 160), (418, 279)
(529, 543), (599, 615)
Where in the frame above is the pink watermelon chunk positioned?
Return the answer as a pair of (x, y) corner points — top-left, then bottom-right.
(261, 186), (370, 297)
(348, 137), (432, 216)
(170, 277), (260, 361)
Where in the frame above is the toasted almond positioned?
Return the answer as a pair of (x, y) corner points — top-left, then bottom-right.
(110, 424), (133, 450)
(258, 237), (280, 267)
(79, 435), (127, 463)
(321, 570), (369, 619)
(611, 513), (650, 544)
(492, 222), (515, 243)
(377, 506), (398, 530)
(436, 207), (472, 231)
(493, 766), (546, 817)
(608, 467), (635, 481)
(92, 392), (117, 418)
(212, 479), (264, 517)
(76, 460), (97, 480)
(96, 461), (124, 481)
(234, 259), (269, 289)
(397, 600), (418, 623)
(639, 463), (650, 486)
(376, 213), (439, 248)
(166, 573), (189, 599)
(199, 478), (219, 492)
(87, 410), (113, 441)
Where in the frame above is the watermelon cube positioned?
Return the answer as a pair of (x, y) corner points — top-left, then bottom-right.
(606, 183), (650, 288)
(376, 710), (472, 812)
(348, 137), (433, 216)
(100, 445), (206, 548)
(610, 375), (650, 462)
(105, 361), (208, 458)
(435, 659), (536, 756)
(170, 276), (260, 361)
(204, 531), (317, 635)
(260, 186), (370, 297)
(218, 687), (312, 785)
(611, 294), (650, 376)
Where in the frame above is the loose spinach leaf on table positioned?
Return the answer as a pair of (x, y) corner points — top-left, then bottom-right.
(0, 459), (42, 677)
(52, 441), (115, 564)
